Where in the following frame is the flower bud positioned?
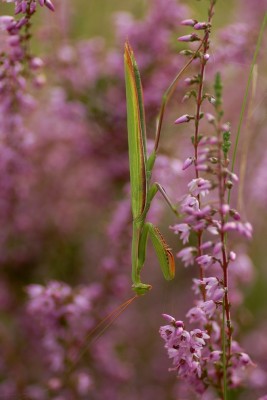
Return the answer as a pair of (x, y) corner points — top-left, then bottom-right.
(181, 19), (197, 27)
(194, 22), (209, 30)
(182, 157), (194, 170)
(229, 251), (236, 261)
(174, 114), (192, 124)
(44, 0), (55, 11)
(178, 33), (201, 42)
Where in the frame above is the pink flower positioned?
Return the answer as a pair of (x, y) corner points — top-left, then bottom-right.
(223, 221), (253, 239)
(170, 223), (190, 244)
(188, 178), (211, 196)
(177, 247), (197, 267)
(196, 254), (214, 269)
(200, 300), (217, 318)
(210, 350), (222, 362)
(181, 195), (200, 213)
(186, 306), (207, 324)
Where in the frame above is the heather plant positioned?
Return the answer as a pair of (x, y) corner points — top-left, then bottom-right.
(159, 2), (266, 399)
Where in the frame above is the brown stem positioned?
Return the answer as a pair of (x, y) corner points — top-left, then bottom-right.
(193, 28), (211, 291)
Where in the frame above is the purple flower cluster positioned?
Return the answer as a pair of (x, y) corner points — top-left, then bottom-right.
(0, 0), (51, 132)
(160, 315), (209, 392)
(160, 3), (256, 396)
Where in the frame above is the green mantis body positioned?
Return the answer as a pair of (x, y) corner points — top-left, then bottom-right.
(124, 42), (175, 296)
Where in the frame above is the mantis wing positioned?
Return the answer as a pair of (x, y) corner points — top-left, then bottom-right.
(124, 41), (147, 220)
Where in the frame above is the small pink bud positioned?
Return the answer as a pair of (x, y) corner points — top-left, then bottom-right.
(174, 114), (191, 124)
(44, 0), (55, 11)
(184, 77), (192, 85)
(30, 2), (37, 13)
(174, 320), (184, 328)
(181, 19), (197, 27)
(21, 0), (27, 13)
(222, 123), (230, 132)
(203, 53), (210, 61)
(206, 113), (215, 123)
(8, 35), (20, 46)
(178, 33), (201, 42)
(15, 4), (23, 14)
(194, 22), (209, 30)
(33, 74), (46, 88)
(200, 241), (213, 250)
(16, 17), (28, 29)
(229, 251), (236, 261)
(221, 204), (230, 215)
(230, 172), (239, 182)
(30, 57), (44, 70)
(162, 314), (175, 323)
(182, 157), (194, 170)
(230, 209), (241, 221)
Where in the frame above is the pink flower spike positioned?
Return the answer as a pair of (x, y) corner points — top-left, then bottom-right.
(181, 19), (197, 27)
(178, 33), (201, 42)
(39, 0), (45, 5)
(44, 0), (55, 11)
(174, 114), (191, 124)
(182, 156), (194, 170)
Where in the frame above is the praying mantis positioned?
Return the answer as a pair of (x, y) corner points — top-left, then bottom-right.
(124, 41), (200, 296)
